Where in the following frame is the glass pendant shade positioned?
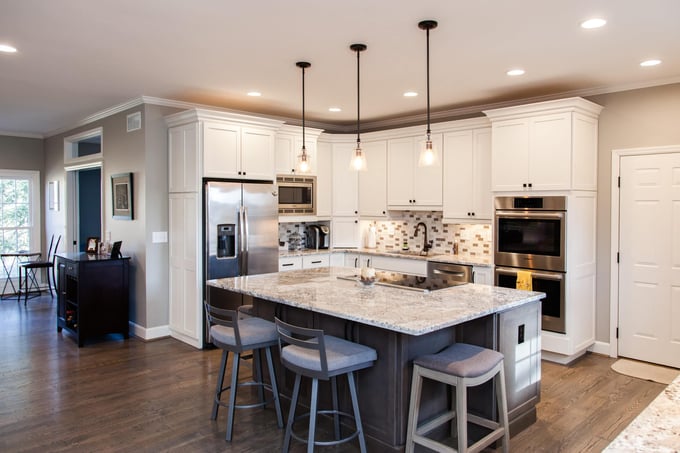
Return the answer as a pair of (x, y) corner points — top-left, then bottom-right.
(350, 145), (367, 171)
(297, 148), (311, 173)
(418, 136), (438, 167)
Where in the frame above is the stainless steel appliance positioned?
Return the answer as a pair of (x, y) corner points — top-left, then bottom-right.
(494, 196), (566, 333)
(203, 179), (279, 344)
(306, 224), (330, 250)
(277, 175), (315, 215)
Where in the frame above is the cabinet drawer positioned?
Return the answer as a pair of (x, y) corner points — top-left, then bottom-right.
(279, 257), (302, 272)
(302, 254), (329, 269)
(371, 256), (427, 277)
(64, 262), (78, 278)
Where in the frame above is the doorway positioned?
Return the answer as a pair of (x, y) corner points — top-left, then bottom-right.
(77, 168), (101, 251)
(611, 145), (680, 368)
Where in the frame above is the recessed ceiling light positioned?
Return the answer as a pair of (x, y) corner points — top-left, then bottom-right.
(247, 91), (262, 97)
(328, 107), (341, 112)
(640, 59), (662, 67)
(0, 44), (18, 53)
(580, 18), (607, 29)
(506, 69), (525, 76)
(403, 91), (418, 97)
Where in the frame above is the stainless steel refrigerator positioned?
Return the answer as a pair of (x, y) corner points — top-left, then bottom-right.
(203, 179), (278, 345)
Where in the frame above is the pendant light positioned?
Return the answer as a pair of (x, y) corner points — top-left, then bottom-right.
(418, 20), (438, 167)
(296, 61), (311, 173)
(349, 43), (368, 171)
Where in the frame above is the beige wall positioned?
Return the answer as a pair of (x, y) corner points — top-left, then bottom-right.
(44, 104), (181, 330)
(588, 83), (680, 344)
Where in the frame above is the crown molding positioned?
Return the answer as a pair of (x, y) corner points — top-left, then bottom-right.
(0, 130), (44, 139)
(42, 76), (680, 139)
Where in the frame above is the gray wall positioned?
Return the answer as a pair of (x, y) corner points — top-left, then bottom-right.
(44, 104), (181, 331)
(588, 83), (680, 344)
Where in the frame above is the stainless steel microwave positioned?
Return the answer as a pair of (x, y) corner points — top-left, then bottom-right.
(277, 175), (316, 215)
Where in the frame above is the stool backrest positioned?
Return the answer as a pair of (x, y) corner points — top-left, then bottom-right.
(50, 235), (61, 262)
(45, 234), (55, 261)
(204, 302), (243, 346)
(274, 317), (329, 377)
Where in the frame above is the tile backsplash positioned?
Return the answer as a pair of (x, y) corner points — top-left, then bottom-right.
(359, 212), (492, 258)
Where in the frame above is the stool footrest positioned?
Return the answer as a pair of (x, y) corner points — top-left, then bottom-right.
(214, 380), (277, 412)
(415, 410), (457, 437)
(290, 410), (360, 447)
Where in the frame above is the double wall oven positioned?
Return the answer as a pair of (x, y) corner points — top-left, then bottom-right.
(494, 196), (566, 333)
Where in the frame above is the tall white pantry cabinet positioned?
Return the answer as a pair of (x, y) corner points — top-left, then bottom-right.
(484, 97), (603, 362)
(165, 109), (284, 348)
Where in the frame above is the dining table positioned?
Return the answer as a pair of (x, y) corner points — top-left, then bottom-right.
(1, 251), (41, 298)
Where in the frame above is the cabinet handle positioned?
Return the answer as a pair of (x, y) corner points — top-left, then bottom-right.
(382, 211), (386, 215)
(355, 210), (358, 214)
(354, 257), (358, 267)
(367, 259), (371, 267)
(291, 169), (295, 173)
(311, 260), (322, 264)
(355, 220), (358, 224)
(282, 263), (294, 267)
(528, 183), (532, 188)
(522, 183), (527, 188)
(243, 172), (246, 176)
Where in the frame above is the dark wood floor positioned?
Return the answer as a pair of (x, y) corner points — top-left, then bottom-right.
(0, 294), (665, 452)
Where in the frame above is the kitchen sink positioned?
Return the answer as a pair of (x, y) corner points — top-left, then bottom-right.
(385, 250), (429, 257)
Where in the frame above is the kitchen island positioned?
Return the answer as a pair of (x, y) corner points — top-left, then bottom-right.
(209, 267), (544, 451)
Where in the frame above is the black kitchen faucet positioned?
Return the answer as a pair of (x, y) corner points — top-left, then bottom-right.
(413, 222), (433, 254)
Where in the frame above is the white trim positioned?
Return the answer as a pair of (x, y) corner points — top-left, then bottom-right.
(588, 341), (611, 356)
(129, 321), (171, 341)
(0, 130), (44, 139)
(609, 144), (680, 360)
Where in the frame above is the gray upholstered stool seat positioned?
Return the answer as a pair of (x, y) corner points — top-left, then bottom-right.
(275, 317), (377, 453)
(236, 304), (254, 318)
(406, 343), (510, 453)
(205, 303), (283, 442)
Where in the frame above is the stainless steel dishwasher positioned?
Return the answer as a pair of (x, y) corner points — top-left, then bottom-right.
(427, 261), (473, 284)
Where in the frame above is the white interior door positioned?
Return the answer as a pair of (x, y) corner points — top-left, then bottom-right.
(618, 152), (680, 368)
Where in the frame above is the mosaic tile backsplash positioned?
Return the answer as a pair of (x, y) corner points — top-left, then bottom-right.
(279, 212), (492, 258)
(359, 212), (492, 258)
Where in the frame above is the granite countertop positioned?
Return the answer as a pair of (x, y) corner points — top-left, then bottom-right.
(278, 248), (493, 267)
(208, 266), (542, 336)
(604, 374), (680, 452)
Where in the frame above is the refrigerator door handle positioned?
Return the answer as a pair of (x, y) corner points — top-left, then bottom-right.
(240, 206), (249, 275)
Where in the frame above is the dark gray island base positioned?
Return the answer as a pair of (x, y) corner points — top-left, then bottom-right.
(209, 267), (543, 451)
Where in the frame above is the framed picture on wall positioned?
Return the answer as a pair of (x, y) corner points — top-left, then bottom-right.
(111, 172), (134, 220)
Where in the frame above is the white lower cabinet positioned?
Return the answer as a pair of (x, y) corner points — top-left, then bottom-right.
(472, 266), (493, 285)
(279, 254), (330, 272)
(371, 256), (427, 277)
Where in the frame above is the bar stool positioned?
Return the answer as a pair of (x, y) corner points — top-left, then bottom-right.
(204, 303), (284, 441)
(406, 343), (510, 453)
(274, 317), (377, 453)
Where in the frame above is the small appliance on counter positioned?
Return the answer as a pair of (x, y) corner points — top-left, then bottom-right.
(366, 225), (377, 249)
(306, 224), (330, 250)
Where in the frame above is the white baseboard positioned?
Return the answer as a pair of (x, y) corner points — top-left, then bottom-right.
(129, 322), (171, 341)
(588, 340), (612, 357)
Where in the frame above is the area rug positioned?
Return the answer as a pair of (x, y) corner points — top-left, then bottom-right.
(611, 358), (679, 385)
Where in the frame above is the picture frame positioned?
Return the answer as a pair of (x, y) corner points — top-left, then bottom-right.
(86, 237), (99, 253)
(111, 172), (133, 220)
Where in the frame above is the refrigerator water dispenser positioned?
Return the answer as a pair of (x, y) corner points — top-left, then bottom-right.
(217, 224), (236, 258)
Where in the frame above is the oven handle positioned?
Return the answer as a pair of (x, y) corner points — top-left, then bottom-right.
(495, 266), (565, 281)
(495, 211), (565, 220)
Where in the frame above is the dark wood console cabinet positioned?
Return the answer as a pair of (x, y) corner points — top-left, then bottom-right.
(56, 253), (130, 347)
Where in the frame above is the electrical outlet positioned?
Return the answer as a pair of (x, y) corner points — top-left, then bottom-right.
(518, 324), (525, 344)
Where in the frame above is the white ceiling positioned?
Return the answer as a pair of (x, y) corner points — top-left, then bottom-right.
(1, 0), (679, 137)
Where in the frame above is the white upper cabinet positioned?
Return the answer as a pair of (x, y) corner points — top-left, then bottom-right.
(484, 97), (602, 192)
(316, 139), (332, 217)
(275, 125), (323, 175)
(332, 142), (359, 216)
(387, 134), (443, 209)
(359, 140), (388, 218)
(165, 109), (284, 184)
(168, 122), (200, 193)
(443, 127), (492, 222)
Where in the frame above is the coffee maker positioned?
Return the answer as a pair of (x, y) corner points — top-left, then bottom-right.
(306, 224), (330, 250)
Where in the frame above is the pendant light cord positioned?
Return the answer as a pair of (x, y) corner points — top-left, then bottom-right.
(426, 26), (431, 138)
(301, 65), (306, 150)
(356, 48), (361, 147)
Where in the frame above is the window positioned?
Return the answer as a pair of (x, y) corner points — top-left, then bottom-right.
(0, 170), (40, 278)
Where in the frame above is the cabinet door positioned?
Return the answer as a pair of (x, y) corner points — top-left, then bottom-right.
(275, 134), (296, 175)
(472, 128), (492, 220)
(331, 143), (359, 216)
(528, 113), (571, 190)
(473, 266), (493, 285)
(359, 140), (387, 217)
(491, 119), (529, 191)
(169, 192), (202, 347)
(331, 217), (360, 248)
(414, 134), (443, 207)
(169, 123), (199, 193)
(344, 253), (360, 268)
(241, 127), (275, 180)
(443, 130), (474, 220)
(316, 141), (332, 217)
(203, 121), (240, 179)
(279, 256), (302, 272)
(387, 137), (415, 207)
